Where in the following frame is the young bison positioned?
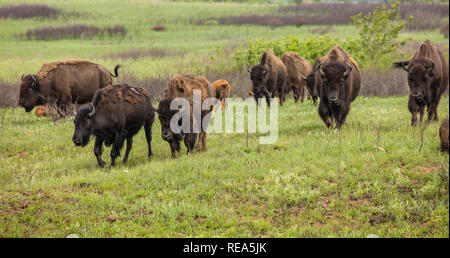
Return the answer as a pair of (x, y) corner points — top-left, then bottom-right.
(212, 79), (230, 111)
(34, 105), (48, 117)
(281, 52), (312, 103)
(156, 74), (215, 159)
(72, 84), (154, 167)
(440, 118), (449, 152)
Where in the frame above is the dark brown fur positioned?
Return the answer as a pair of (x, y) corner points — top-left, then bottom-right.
(440, 118), (449, 152)
(316, 46), (361, 129)
(158, 74), (216, 158)
(19, 60), (120, 118)
(281, 52), (312, 103)
(393, 40), (449, 126)
(249, 49), (287, 107)
(72, 84), (154, 167)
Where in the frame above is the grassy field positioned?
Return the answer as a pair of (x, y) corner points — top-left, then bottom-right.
(0, 0), (449, 238)
(0, 96), (448, 237)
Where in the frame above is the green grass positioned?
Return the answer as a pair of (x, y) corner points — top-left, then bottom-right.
(0, 96), (448, 237)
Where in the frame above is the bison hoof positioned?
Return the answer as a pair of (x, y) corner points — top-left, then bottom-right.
(98, 160), (106, 168)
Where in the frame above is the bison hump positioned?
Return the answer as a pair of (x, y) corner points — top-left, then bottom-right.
(37, 59), (94, 78)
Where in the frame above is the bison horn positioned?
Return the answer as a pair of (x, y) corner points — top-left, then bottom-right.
(72, 105), (77, 116)
(21, 74), (25, 81)
(318, 63), (325, 77)
(31, 75), (38, 83)
(425, 58), (435, 69)
(301, 74), (307, 80)
(247, 67), (252, 73)
(88, 103), (96, 118)
(343, 63), (352, 78)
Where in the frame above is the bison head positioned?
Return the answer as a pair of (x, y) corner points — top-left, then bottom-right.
(72, 103), (96, 147)
(249, 65), (270, 102)
(18, 74), (44, 112)
(303, 73), (317, 99)
(318, 62), (352, 106)
(396, 58), (435, 102)
(155, 98), (185, 158)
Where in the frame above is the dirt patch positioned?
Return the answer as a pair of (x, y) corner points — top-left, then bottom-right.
(370, 212), (395, 225)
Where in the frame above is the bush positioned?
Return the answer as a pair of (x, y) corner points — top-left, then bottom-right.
(21, 24), (127, 40)
(0, 4), (60, 19)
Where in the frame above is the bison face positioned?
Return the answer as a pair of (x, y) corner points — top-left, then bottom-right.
(18, 75), (43, 112)
(319, 62), (351, 106)
(407, 60), (435, 102)
(249, 65), (270, 101)
(156, 99), (184, 156)
(72, 104), (95, 147)
(304, 73), (317, 98)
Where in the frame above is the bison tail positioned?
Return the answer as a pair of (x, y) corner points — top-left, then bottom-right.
(111, 64), (122, 78)
(392, 61), (409, 71)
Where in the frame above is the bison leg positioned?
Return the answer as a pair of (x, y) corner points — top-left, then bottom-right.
(110, 133), (125, 166)
(292, 85), (300, 103)
(144, 119), (153, 157)
(408, 96), (420, 126)
(319, 100), (333, 128)
(94, 137), (106, 168)
(300, 84), (305, 103)
(122, 137), (133, 165)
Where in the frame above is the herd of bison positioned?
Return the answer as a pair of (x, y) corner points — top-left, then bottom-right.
(16, 40), (449, 167)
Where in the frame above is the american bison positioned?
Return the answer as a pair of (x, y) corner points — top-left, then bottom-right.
(156, 74), (215, 159)
(440, 118), (449, 152)
(249, 49), (287, 107)
(72, 84), (154, 167)
(316, 46), (361, 129)
(393, 40), (449, 126)
(19, 60), (120, 118)
(281, 52), (312, 103)
(212, 79), (230, 111)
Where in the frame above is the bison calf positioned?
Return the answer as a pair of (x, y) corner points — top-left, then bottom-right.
(212, 79), (230, 111)
(72, 84), (154, 167)
(440, 118), (449, 152)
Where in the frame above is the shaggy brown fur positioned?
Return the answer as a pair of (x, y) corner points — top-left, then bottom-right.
(316, 46), (361, 129)
(212, 79), (230, 111)
(19, 60), (120, 119)
(160, 74), (216, 157)
(440, 118), (449, 152)
(249, 49), (287, 107)
(281, 52), (312, 103)
(393, 40), (449, 126)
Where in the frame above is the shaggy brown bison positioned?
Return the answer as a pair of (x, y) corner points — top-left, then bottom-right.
(304, 56), (326, 106)
(72, 84), (154, 167)
(440, 118), (449, 152)
(393, 40), (449, 126)
(249, 49), (287, 107)
(281, 52), (312, 103)
(19, 60), (120, 117)
(212, 79), (230, 111)
(156, 74), (215, 159)
(316, 46), (361, 129)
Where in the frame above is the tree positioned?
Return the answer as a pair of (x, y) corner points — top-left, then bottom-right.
(351, 1), (413, 67)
